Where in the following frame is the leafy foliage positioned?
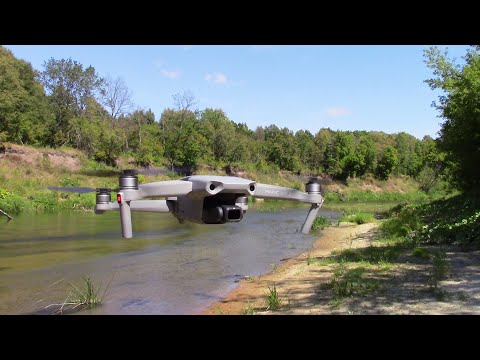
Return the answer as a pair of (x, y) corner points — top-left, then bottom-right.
(424, 46), (480, 192)
(383, 193), (480, 246)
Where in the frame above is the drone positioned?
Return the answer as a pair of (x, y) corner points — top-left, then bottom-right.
(55, 170), (324, 238)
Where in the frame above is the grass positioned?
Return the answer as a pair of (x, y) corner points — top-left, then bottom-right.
(69, 276), (108, 308)
(311, 216), (331, 231)
(334, 244), (404, 264)
(339, 212), (375, 224)
(242, 302), (256, 315)
(265, 284), (288, 311)
(325, 263), (380, 302)
(307, 252), (314, 265)
(46, 275), (111, 314)
(427, 250), (450, 289)
(381, 193), (480, 246)
(412, 247), (430, 259)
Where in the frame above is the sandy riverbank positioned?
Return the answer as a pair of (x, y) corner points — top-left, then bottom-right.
(202, 222), (480, 315)
(202, 222), (378, 314)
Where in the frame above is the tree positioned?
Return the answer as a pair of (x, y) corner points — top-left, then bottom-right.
(133, 124), (164, 167)
(295, 130), (315, 172)
(160, 108), (207, 169)
(101, 75), (133, 119)
(264, 126), (300, 171)
(395, 132), (418, 176)
(41, 57), (104, 146)
(424, 46), (480, 192)
(312, 128), (333, 173)
(173, 90), (197, 112)
(376, 146), (399, 180)
(198, 108), (236, 163)
(324, 132), (354, 180)
(0, 46), (53, 145)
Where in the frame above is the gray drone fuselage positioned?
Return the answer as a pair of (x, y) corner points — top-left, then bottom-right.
(95, 174), (323, 238)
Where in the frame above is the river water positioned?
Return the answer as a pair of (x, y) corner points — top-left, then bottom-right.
(0, 204), (340, 314)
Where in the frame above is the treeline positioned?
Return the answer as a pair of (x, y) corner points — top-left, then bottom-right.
(0, 46), (442, 185)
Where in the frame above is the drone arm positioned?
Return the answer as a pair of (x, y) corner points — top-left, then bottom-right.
(95, 200), (171, 213)
(132, 180), (193, 200)
(253, 183), (323, 204)
(254, 182), (324, 234)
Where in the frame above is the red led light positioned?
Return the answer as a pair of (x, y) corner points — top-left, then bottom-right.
(117, 193), (122, 204)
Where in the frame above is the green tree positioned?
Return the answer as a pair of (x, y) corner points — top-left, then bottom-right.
(0, 46), (54, 145)
(41, 58), (104, 146)
(295, 130), (315, 172)
(133, 124), (163, 167)
(264, 126), (300, 171)
(424, 45), (480, 192)
(376, 146), (399, 180)
(198, 108), (236, 163)
(160, 108), (207, 169)
(395, 132), (418, 176)
(312, 128), (333, 173)
(324, 132), (354, 180)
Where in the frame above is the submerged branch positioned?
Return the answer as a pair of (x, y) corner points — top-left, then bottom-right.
(0, 208), (13, 221)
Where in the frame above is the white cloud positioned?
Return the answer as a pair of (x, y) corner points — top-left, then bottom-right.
(204, 72), (228, 85)
(160, 69), (181, 79)
(325, 107), (352, 117)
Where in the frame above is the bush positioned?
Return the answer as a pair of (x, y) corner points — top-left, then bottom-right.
(311, 216), (331, 231)
(0, 193), (29, 214)
(340, 212), (375, 224)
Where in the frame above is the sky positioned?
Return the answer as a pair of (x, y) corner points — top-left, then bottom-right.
(5, 45), (469, 139)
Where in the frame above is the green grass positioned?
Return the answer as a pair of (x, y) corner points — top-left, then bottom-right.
(323, 189), (431, 204)
(307, 252), (314, 265)
(412, 247), (430, 259)
(428, 250), (450, 289)
(46, 275), (111, 314)
(242, 302), (256, 315)
(68, 276), (109, 309)
(314, 257), (339, 266)
(381, 193), (480, 246)
(325, 263), (380, 301)
(311, 216), (331, 231)
(265, 284), (285, 311)
(333, 244), (404, 264)
(339, 212), (375, 224)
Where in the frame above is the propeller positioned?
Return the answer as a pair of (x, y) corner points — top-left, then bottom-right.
(44, 169), (139, 194)
(45, 186), (100, 194)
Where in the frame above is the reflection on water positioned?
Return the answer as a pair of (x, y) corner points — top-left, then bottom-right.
(0, 204), (340, 314)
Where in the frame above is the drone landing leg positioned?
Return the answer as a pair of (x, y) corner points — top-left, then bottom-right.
(301, 203), (322, 234)
(120, 201), (133, 238)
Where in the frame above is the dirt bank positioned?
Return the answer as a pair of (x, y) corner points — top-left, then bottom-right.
(202, 222), (378, 314)
(202, 222), (480, 315)
(0, 143), (83, 172)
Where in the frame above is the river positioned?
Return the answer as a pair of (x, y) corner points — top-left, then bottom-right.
(0, 204), (340, 314)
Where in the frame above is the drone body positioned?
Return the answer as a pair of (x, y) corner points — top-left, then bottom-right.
(93, 172), (324, 238)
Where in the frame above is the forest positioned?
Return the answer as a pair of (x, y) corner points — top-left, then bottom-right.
(0, 45), (444, 190)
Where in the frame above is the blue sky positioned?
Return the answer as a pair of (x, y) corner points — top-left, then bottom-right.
(5, 45), (469, 139)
